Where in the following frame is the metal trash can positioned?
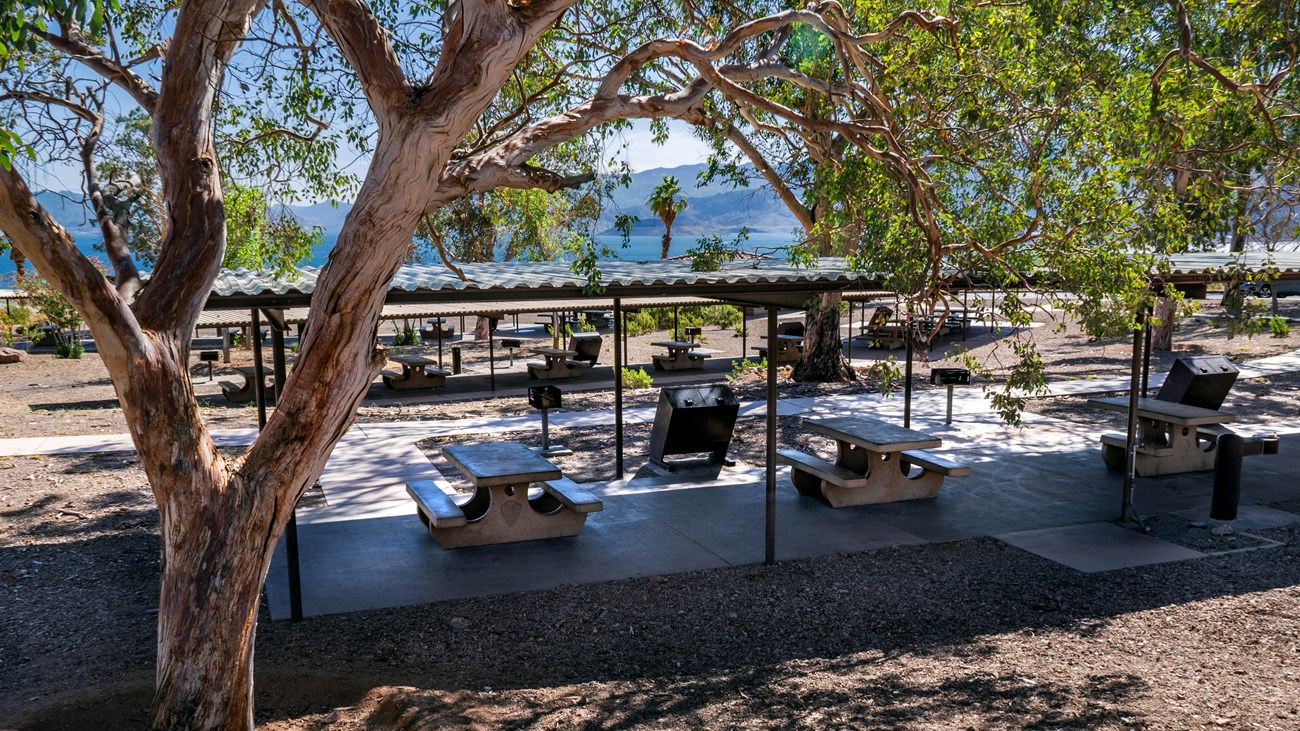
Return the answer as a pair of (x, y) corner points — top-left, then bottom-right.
(647, 384), (740, 468)
(1156, 356), (1238, 410)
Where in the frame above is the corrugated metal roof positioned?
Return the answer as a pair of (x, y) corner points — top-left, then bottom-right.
(195, 296), (727, 329)
(1166, 251), (1300, 276)
(210, 258), (872, 300)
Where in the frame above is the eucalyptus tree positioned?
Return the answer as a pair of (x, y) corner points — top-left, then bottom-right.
(3, 1), (1102, 726)
(648, 174), (688, 258)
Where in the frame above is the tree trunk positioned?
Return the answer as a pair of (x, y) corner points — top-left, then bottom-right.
(151, 480), (274, 730)
(793, 292), (855, 382)
(660, 226), (672, 259)
(1151, 297), (1177, 351)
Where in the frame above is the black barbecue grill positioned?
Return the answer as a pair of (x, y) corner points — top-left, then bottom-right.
(647, 385), (740, 469)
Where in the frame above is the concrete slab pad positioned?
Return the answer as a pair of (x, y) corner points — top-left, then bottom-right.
(996, 521), (1205, 573)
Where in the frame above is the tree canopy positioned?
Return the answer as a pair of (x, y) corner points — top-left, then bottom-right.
(0, 0), (1296, 727)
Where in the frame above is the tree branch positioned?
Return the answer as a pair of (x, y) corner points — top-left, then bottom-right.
(31, 25), (160, 114)
(132, 0), (264, 335)
(297, 0), (410, 114)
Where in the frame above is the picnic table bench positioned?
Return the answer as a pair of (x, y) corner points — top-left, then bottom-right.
(408, 442), (602, 548)
(527, 347), (592, 380)
(382, 354), (451, 390)
(651, 340), (709, 371)
(1087, 396), (1236, 476)
(752, 333), (803, 363)
(220, 366), (274, 403)
(777, 416), (969, 507)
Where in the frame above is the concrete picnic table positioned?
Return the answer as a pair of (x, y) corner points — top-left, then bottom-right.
(220, 365), (274, 403)
(752, 333), (802, 363)
(778, 416), (969, 507)
(651, 340), (708, 371)
(382, 354), (450, 390)
(406, 441), (602, 548)
(526, 347), (590, 380)
(1087, 396), (1236, 476)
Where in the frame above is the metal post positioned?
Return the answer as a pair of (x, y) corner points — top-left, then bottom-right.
(945, 385), (955, 425)
(267, 309), (287, 404)
(1210, 433), (1245, 521)
(765, 306), (778, 565)
(614, 298), (624, 478)
(846, 300), (854, 363)
(1121, 306), (1147, 523)
(540, 408), (551, 450)
(674, 306), (679, 341)
(489, 335), (496, 391)
(220, 327), (231, 363)
(742, 307), (749, 357)
(251, 309), (267, 430)
(1142, 303), (1153, 398)
(437, 329), (444, 369)
(904, 311), (914, 429)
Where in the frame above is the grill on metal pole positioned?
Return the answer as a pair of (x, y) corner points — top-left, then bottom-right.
(614, 298), (624, 478)
(765, 306), (778, 565)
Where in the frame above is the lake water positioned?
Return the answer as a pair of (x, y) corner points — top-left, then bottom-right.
(1, 231), (796, 279)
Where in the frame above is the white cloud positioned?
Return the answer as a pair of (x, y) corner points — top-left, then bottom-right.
(607, 119), (717, 173)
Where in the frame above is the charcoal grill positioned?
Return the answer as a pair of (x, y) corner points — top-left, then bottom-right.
(1156, 356), (1238, 410)
(647, 385), (740, 469)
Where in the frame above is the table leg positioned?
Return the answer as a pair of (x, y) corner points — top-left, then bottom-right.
(820, 445), (945, 507)
(428, 482), (591, 548)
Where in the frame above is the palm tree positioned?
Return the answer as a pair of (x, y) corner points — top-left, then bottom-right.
(647, 176), (688, 259)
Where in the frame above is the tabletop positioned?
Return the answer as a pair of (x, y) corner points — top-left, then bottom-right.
(1086, 397), (1236, 426)
(233, 366), (264, 377)
(805, 416), (942, 452)
(533, 347), (577, 357)
(391, 354), (438, 366)
(652, 340), (698, 349)
(776, 334), (805, 342)
(443, 442), (562, 487)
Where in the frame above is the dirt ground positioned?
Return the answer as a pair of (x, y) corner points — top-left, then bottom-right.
(2, 297), (1300, 729)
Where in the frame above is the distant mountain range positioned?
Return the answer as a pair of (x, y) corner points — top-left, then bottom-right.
(34, 162), (801, 237)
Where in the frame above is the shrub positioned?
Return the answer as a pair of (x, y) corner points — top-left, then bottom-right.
(699, 304), (742, 329)
(727, 356), (767, 380)
(624, 311), (659, 337)
(1265, 315), (1291, 337)
(621, 366), (653, 390)
(55, 338), (85, 359)
(392, 323), (420, 346)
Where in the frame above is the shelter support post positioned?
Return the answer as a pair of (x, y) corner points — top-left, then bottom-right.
(904, 309), (914, 429)
(1142, 303), (1153, 398)
(1121, 305), (1148, 525)
(742, 307), (749, 357)
(765, 306), (778, 565)
(489, 335), (496, 391)
(251, 309), (267, 430)
(614, 298), (624, 478)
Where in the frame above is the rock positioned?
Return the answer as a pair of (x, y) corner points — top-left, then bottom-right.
(1189, 521), (1208, 529)
(448, 616), (470, 631)
(1210, 525), (1235, 536)
(0, 348), (27, 364)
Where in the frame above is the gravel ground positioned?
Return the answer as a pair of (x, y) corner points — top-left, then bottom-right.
(3, 298), (1300, 728)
